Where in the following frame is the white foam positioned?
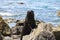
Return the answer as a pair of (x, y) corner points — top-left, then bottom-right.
(0, 12), (16, 16)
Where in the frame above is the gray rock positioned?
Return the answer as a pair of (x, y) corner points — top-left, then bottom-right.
(3, 36), (13, 40)
(34, 31), (56, 40)
(0, 16), (11, 36)
(34, 23), (56, 40)
(11, 26), (21, 35)
(35, 20), (45, 25)
(12, 19), (25, 35)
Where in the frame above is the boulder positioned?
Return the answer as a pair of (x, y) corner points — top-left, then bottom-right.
(2, 25), (11, 36)
(34, 31), (56, 40)
(11, 19), (25, 35)
(0, 16), (11, 36)
(22, 22), (46, 40)
(11, 27), (20, 35)
(20, 22), (56, 40)
(33, 23), (56, 40)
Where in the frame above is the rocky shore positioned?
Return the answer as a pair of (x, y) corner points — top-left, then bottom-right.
(0, 17), (60, 40)
(1, 19), (60, 40)
(0, 10), (60, 40)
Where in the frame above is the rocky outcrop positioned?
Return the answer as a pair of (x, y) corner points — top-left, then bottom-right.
(11, 19), (25, 35)
(22, 22), (56, 40)
(22, 22), (45, 40)
(34, 23), (56, 40)
(34, 31), (56, 40)
(34, 22), (55, 40)
(0, 16), (11, 36)
(11, 26), (20, 35)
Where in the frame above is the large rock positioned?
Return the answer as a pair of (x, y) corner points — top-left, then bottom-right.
(11, 26), (20, 35)
(22, 23), (46, 40)
(22, 22), (55, 40)
(0, 16), (11, 36)
(11, 19), (25, 35)
(34, 31), (56, 40)
(33, 23), (56, 40)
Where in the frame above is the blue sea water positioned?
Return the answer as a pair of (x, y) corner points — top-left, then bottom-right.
(0, 0), (60, 27)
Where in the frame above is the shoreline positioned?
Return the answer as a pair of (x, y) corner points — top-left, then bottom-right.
(3, 18), (59, 27)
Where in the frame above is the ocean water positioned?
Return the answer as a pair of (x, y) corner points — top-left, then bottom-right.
(0, 0), (60, 27)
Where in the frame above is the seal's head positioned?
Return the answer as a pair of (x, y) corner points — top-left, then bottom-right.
(27, 10), (34, 19)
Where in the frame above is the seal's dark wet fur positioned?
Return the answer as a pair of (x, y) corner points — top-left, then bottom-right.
(20, 10), (37, 40)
